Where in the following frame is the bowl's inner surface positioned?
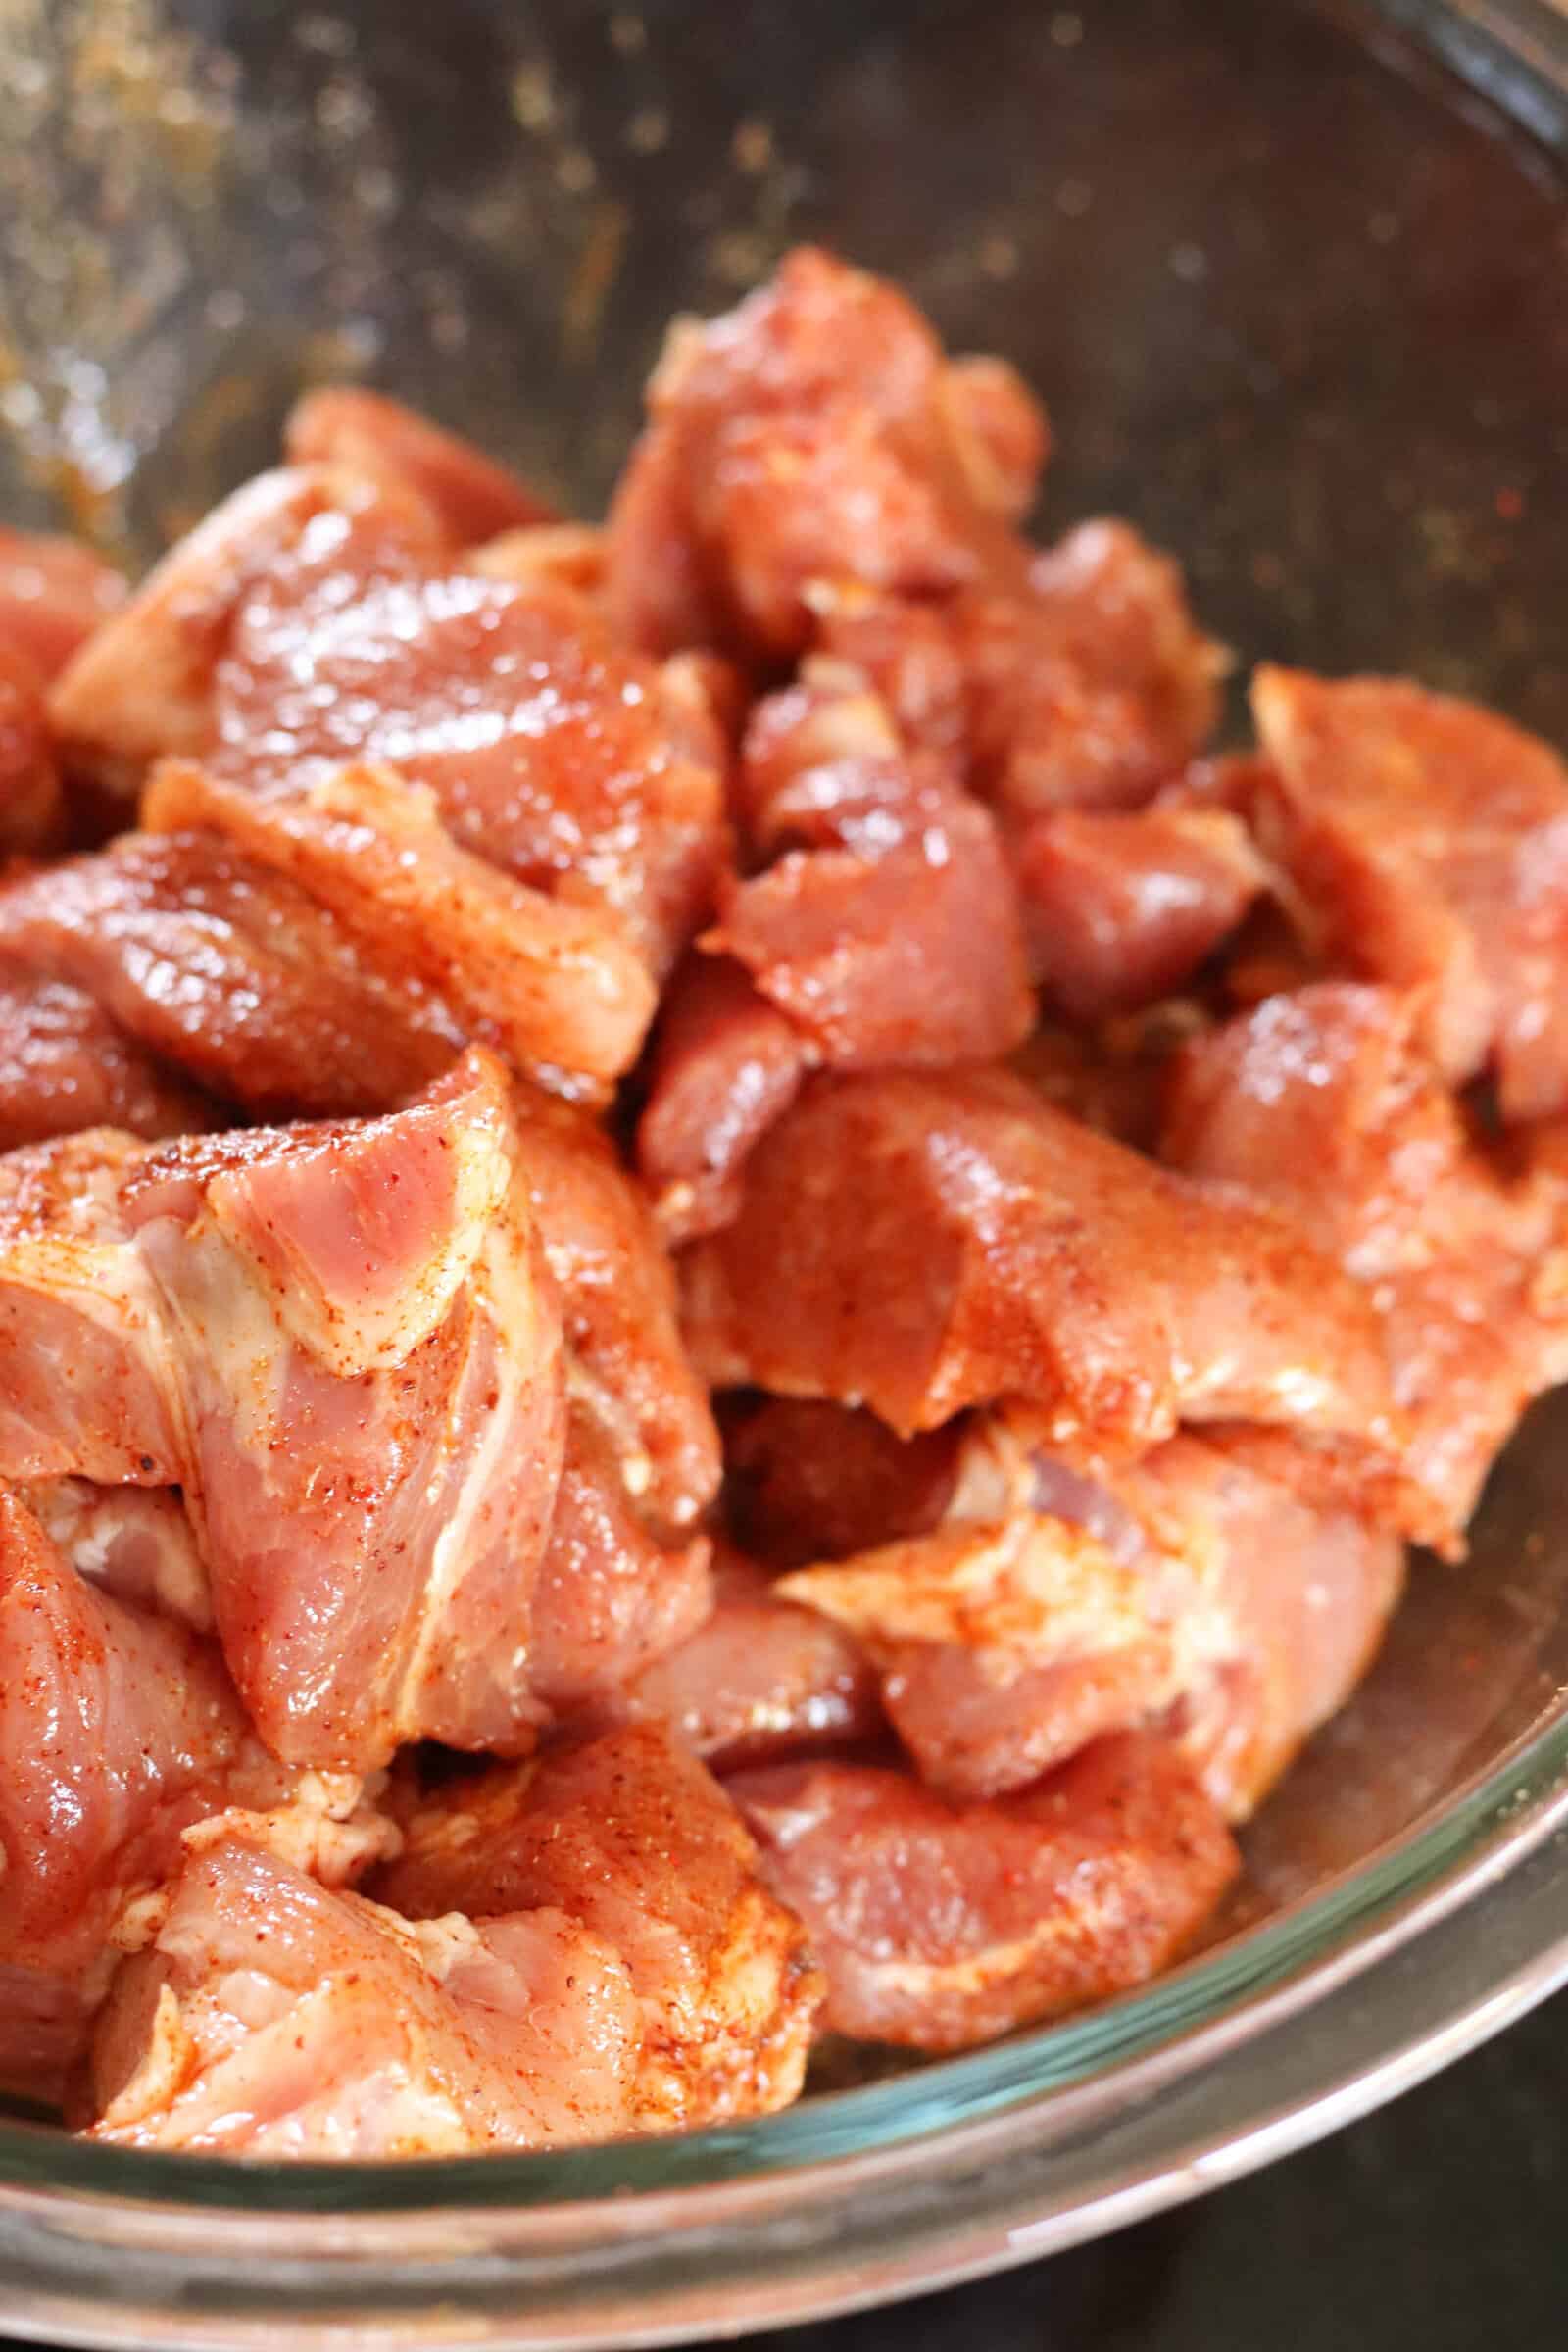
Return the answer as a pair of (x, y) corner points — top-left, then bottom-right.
(3, 0), (1566, 736)
(0, 0), (1565, 2151)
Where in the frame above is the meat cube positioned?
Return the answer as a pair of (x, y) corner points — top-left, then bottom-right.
(681, 1068), (1408, 1494)
(1250, 667), (1568, 1119)
(707, 784), (1032, 1072)
(1162, 983), (1568, 1547)
(809, 588), (969, 766)
(774, 1407), (1402, 1817)
(47, 466), (441, 795)
(0, 1127), (188, 1487)
(0, 1491), (386, 2103)
(89, 1842), (638, 2154)
(607, 247), (1027, 661)
(603, 252), (1217, 818)
(0, 831), (466, 1123)
(143, 761), (658, 1097)
(640, 667), (1032, 1237)
(0, 525), (126, 683)
(0, 642), (64, 854)
(0, 967), (217, 1152)
(720, 1396), (962, 1567)
(707, 807), (1031, 1072)
(48, 457), (726, 981)
(508, 1084), (721, 1534)
(941, 353), (1051, 522)
(0, 769), (656, 1142)
(527, 1407), (711, 1712)
(0, 1054), (570, 1768)
(216, 542), (726, 978)
(468, 521), (607, 599)
(621, 1547), (882, 1769)
(123, 1052), (567, 1768)
(635, 955), (808, 1244)
(1125, 1436), (1406, 1818)
(956, 521), (1224, 819)
(284, 386), (559, 544)
(729, 1734), (1237, 2050)
(376, 1724), (823, 2131)
(729, 669), (952, 858)
(778, 1507), (1170, 1799)
(1014, 800), (1266, 1018)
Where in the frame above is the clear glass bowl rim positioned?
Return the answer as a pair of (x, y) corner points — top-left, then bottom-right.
(1, 1671), (1566, 2225)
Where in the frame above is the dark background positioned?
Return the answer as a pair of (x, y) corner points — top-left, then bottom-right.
(698, 1984), (1568, 2349)
(7, 0), (1567, 746)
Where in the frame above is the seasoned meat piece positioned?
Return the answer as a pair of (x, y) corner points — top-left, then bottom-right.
(1162, 983), (1568, 1548)
(1125, 1436), (1406, 1817)
(47, 466), (442, 794)
(823, 553), (1220, 823)
(874, 1639), (1173, 1809)
(780, 1509), (1173, 1800)
(681, 1068), (1408, 1492)
(0, 525), (126, 682)
(528, 1406), (711, 1711)
(954, 522), (1223, 819)
(942, 353), (1051, 521)
(0, 1489), (249, 2099)
(0, 1054), (573, 1769)
(721, 1396), (961, 1567)
(144, 761), (657, 1097)
(0, 830), (466, 1121)
(707, 804), (1030, 1070)
(90, 1841), (639, 2154)
(604, 251), (1217, 810)
(0, 749), (661, 1144)
(18, 1476), (211, 1629)
(0, 1492), (386, 2102)
(810, 587), (969, 765)
(1250, 667), (1568, 1120)
(790, 1412), (1403, 1815)
(0, 642), (64, 854)
(0, 1128), (187, 1486)
(123, 1052), (566, 1768)
(1161, 984), (1512, 1278)
(636, 955), (808, 1244)
(640, 668), (1031, 1236)
(376, 1724), (823, 2131)
(621, 1547), (882, 1769)
(284, 386), (559, 543)
(607, 247), (1029, 661)
(0, 1043), (714, 1762)
(509, 1084), (721, 1535)
(729, 1733), (1236, 2049)
(1007, 1007), (1211, 1153)
(0, 967), (216, 1152)
(1020, 534), (1218, 795)
(838, 561), (1231, 823)
(469, 521), (608, 599)
(709, 764), (1031, 1069)
(217, 542), (726, 977)
(730, 669), (956, 858)
(1014, 800), (1266, 1018)
(48, 458), (725, 981)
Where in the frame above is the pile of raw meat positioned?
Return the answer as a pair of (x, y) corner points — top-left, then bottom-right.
(1, 248), (1565, 2158)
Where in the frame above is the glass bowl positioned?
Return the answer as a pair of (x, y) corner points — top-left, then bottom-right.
(0, 1), (1566, 2341)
